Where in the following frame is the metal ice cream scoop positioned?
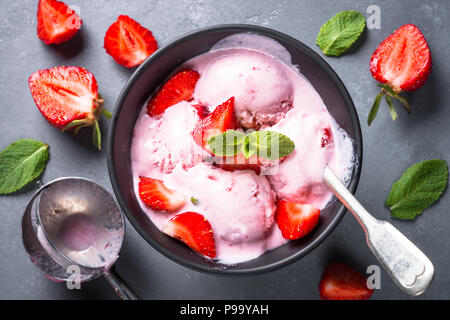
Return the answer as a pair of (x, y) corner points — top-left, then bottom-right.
(21, 177), (137, 300)
(323, 167), (434, 296)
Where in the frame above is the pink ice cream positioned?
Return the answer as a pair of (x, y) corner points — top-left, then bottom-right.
(130, 34), (355, 264)
(193, 50), (293, 129)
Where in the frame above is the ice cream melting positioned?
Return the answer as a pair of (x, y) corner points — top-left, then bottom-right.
(131, 33), (356, 264)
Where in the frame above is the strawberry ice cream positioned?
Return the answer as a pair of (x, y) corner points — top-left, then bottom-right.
(193, 50), (293, 129)
(130, 33), (356, 264)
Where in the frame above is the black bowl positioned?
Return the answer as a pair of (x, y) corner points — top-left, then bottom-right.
(107, 24), (363, 276)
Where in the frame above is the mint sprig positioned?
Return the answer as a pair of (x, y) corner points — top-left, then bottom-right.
(387, 159), (448, 220)
(316, 10), (366, 57)
(207, 130), (295, 160)
(0, 139), (50, 194)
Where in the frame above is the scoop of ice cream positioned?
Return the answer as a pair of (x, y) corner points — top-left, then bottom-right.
(164, 163), (276, 246)
(193, 50), (293, 129)
(131, 101), (206, 176)
(267, 107), (336, 208)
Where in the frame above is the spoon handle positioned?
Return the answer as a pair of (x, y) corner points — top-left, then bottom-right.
(104, 266), (139, 300)
(323, 166), (434, 296)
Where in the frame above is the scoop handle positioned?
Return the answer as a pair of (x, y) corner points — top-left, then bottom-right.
(104, 267), (138, 300)
(323, 167), (434, 296)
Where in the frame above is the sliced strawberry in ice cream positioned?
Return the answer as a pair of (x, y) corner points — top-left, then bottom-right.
(138, 177), (186, 212)
(321, 127), (333, 148)
(162, 211), (216, 258)
(275, 201), (320, 240)
(147, 69), (200, 117)
(193, 97), (236, 150)
(216, 153), (262, 174)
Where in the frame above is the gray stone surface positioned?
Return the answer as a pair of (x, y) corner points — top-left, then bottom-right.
(0, 0), (449, 300)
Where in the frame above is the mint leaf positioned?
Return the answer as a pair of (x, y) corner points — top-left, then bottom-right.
(207, 130), (245, 157)
(0, 139), (50, 194)
(208, 130), (295, 160)
(190, 196), (199, 205)
(248, 131), (295, 160)
(387, 159), (448, 220)
(242, 135), (257, 159)
(316, 10), (366, 57)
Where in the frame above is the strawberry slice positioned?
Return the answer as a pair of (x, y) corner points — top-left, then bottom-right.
(368, 24), (432, 125)
(104, 15), (158, 68)
(37, 0), (82, 45)
(147, 70), (200, 117)
(319, 262), (374, 300)
(193, 97), (236, 150)
(28, 66), (108, 150)
(320, 127), (333, 148)
(275, 201), (320, 240)
(216, 153), (262, 174)
(138, 177), (186, 212)
(162, 211), (216, 258)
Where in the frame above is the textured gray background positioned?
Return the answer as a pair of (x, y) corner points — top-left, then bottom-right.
(0, 0), (449, 300)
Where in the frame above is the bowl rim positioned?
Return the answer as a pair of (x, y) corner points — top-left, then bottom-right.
(107, 23), (363, 276)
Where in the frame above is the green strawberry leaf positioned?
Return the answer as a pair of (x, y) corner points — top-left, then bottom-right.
(0, 139), (49, 194)
(62, 119), (87, 133)
(387, 159), (448, 220)
(385, 94), (398, 122)
(368, 91), (384, 126)
(316, 10), (366, 57)
(92, 119), (101, 150)
(101, 108), (112, 119)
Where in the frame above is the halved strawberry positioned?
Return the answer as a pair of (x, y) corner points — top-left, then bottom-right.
(28, 66), (109, 150)
(275, 201), (320, 240)
(147, 70), (200, 117)
(193, 97), (236, 150)
(319, 262), (374, 300)
(104, 15), (158, 68)
(368, 24), (432, 125)
(162, 211), (216, 258)
(37, 0), (82, 45)
(138, 177), (186, 212)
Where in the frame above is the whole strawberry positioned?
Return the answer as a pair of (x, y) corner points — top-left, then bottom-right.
(28, 66), (111, 150)
(368, 24), (432, 125)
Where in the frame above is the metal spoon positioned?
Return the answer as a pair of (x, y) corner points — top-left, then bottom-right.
(22, 177), (138, 300)
(323, 167), (434, 296)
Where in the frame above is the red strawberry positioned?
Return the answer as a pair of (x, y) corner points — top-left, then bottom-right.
(320, 127), (333, 148)
(37, 0), (82, 45)
(275, 201), (320, 240)
(319, 262), (374, 300)
(28, 66), (109, 150)
(162, 212), (216, 258)
(104, 15), (158, 68)
(216, 153), (262, 174)
(138, 177), (186, 212)
(368, 24), (432, 125)
(193, 97), (236, 150)
(147, 70), (200, 117)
